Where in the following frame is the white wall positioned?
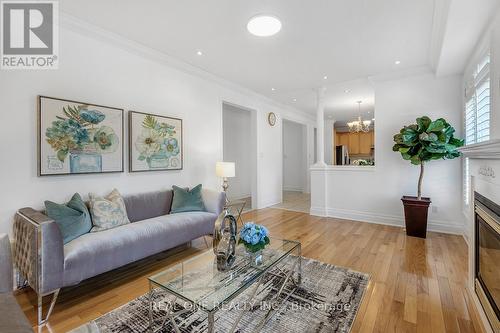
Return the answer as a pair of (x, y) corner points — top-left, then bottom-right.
(324, 118), (335, 165)
(283, 120), (306, 192)
(0, 21), (314, 235)
(223, 104), (252, 200)
(311, 73), (465, 234)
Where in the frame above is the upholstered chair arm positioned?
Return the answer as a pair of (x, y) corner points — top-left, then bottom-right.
(13, 208), (64, 295)
(0, 233), (13, 293)
(202, 189), (226, 216)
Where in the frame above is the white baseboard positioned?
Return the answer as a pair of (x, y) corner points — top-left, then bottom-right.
(310, 206), (328, 217)
(310, 206), (464, 235)
(283, 186), (305, 192)
(229, 194), (251, 201)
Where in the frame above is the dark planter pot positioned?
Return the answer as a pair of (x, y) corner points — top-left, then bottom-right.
(401, 196), (431, 238)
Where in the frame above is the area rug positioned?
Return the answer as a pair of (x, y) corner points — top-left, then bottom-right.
(70, 257), (369, 333)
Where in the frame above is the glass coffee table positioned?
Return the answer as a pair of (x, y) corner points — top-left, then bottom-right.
(148, 238), (301, 333)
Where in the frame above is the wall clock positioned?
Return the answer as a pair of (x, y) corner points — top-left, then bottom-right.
(268, 112), (277, 126)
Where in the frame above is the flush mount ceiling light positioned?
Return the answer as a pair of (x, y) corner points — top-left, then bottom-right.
(247, 15), (282, 37)
(395, 60), (401, 65)
(196, 50), (203, 56)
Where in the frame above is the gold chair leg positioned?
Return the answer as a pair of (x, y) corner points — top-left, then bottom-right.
(38, 289), (60, 327)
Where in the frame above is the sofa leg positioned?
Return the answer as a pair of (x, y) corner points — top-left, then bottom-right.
(38, 289), (60, 326)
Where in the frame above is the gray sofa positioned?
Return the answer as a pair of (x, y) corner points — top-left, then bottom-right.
(13, 188), (225, 326)
(0, 233), (33, 333)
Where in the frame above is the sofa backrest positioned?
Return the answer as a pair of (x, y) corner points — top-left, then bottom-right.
(123, 190), (173, 223)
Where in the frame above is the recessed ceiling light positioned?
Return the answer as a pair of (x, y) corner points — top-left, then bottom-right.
(292, 98), (297, 102)
(196, 50), (203, 56)
(395, 60), (401, 65)
(344, 89), (350, 93)
(271, 87), (276, 91)
(323, 75), (328, 80)
(247, 15), (282, 37)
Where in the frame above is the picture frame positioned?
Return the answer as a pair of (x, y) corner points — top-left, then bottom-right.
(38, 96), (124, 176)
(128, 110), (183, 172)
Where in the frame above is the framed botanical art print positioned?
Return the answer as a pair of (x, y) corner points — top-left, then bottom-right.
(38, 96), (124, 176)
(129, 111), (183, 172)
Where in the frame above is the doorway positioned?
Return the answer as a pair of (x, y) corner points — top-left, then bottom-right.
(274, 119), (310, 213)
(222, 102), (256, 212)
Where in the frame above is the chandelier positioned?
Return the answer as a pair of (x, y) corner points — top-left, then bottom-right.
(347, 101), (371, 133)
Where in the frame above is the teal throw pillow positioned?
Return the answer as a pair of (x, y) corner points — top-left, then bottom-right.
(45, 193), (92, 244)
(171, 184), (206, 214)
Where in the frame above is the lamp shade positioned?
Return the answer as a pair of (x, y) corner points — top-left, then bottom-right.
(216, 162), (235, 178)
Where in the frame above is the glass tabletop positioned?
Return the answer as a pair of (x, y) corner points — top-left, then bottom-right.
(149, 238), (300, 312)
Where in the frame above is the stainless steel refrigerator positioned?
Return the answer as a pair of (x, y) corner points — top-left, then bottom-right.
(335, 145), (349, 165)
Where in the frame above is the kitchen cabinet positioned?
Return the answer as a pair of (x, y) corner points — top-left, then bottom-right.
(359, 131), (374, 154)
(338, 132), (349, 146)
(335, 131), (374, 157)
(348, 132), (360, 154)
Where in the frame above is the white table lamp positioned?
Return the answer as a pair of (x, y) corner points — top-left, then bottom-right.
(216, 162), (235, 204)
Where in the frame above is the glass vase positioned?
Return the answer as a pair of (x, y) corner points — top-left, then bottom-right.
(245, 248), (263, 266)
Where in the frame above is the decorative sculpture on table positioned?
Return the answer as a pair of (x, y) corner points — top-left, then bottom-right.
(213, 212), (237, 271)
(212, 161), (238, 271)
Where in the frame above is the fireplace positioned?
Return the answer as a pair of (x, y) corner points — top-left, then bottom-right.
(475, 192), (500, 332)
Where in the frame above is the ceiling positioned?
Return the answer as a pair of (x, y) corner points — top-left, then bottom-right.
(61, 0), (498, 117)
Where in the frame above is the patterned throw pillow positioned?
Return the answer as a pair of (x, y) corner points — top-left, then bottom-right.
(89, 189), (130, 232)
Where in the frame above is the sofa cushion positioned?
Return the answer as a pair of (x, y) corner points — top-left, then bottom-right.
(45, 193), (92, 244)
(123, 190), (173, 223)
(171, 184), (205, 214)
(89, 189), (130, 232)
(62, 211), (217, 287)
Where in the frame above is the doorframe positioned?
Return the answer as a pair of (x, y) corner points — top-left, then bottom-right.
(281, 117), (310, 196)
(221, 101), (258, 210)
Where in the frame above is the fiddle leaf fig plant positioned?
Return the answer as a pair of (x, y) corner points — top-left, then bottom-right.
(392, 116), (464, 200)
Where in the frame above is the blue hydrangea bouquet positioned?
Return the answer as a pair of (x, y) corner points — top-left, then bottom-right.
(238, 222), (270, 253)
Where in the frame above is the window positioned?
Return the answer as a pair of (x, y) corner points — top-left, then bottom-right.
(465, 54), (490, 145)
(463, 52), (490, 207)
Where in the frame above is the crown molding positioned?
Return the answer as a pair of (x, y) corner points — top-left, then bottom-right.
(459, 140), (500, 159)
(59, 12), (315, 123)
(367, 65), (434, 84)
(429, 0), (452, 75)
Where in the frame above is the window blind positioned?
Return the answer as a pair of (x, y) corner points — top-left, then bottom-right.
(463, 53), (490, 207)
(464, 54), (490, 145)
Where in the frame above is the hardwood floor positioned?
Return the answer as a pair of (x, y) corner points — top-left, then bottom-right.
(15, 208), (483, 333)
(271, 191), (311, 213)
